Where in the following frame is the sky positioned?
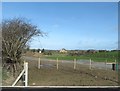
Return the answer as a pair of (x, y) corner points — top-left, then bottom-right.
(2, 2), (118, 50)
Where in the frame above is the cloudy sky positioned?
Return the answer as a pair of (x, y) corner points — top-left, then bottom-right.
(2, 2), (118, 50)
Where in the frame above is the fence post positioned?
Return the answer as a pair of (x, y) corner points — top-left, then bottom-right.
(24, 62), (28, 87)
(12, 61), (28, 86)
(89, 59), (92, 70)
(38, 58), (41, 69)
(12, 69), (25, 86)
(57, 58), (58, 70)
(74, 58), (76, 70)
(115, 59), (117, 71)
(105, 60), (107, 70)
(115, 59), (116, 64)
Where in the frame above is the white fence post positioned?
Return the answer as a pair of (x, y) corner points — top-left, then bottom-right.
(12, 62), (28, 86)
(38, 58), (41, 69)
(12, 69), (25, 86)
(74, 58), (76, 70)
(89, 59), (92, 70)
(24, 62), (28, 87)
(57, 58), (58, 70)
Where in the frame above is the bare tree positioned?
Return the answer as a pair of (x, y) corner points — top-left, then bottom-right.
(2, 18), (44, 75)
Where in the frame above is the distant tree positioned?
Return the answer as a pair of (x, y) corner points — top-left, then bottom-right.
(41, 48), (45, 53)
(32, 49), (36, 52)
(99, 50), (107, 52)
(111, 50), (117, 52)
(37, 49), (41, 53)
(2, 18), (45, 74)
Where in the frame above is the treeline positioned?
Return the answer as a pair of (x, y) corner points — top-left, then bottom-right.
(68, 50), (118, 56)
(25, 48), (53, 55)
(25, 48), (119, 56)
(25, 48), (44, 53)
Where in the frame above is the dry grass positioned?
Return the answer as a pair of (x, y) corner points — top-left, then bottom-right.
(24, 51), (42, 58)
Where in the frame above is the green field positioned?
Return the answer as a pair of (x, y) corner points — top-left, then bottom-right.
(45, 51), (118, 62)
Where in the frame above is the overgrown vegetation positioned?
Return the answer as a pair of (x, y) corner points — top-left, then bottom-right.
(2, 18), (44, 76)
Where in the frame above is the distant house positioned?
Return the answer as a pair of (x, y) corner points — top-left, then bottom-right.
(59, 48), (67, 53)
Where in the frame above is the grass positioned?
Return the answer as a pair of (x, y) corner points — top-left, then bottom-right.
(45, 51), (118, 62)
(2, 67), (24, 86)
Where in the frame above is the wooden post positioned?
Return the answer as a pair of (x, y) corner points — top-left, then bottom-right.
(24, 62), (28, 87)
(57, 58), (58, 70)
(74, 58), (76, 70)
(115, 59), (116, 71)
(38, 58), (41, 69)
(115, 59), (116, 64)
(105, 60), (107, 70)
(89, 59), (92, 70)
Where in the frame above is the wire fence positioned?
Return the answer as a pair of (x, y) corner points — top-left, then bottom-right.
(37, 58), (118, 71)
(34, 57), (118, 84)
(20, 56), (119, 86)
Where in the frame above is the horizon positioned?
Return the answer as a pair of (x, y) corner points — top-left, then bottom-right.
(2, 2), (118, 50)
(28, 48), (118, 51)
